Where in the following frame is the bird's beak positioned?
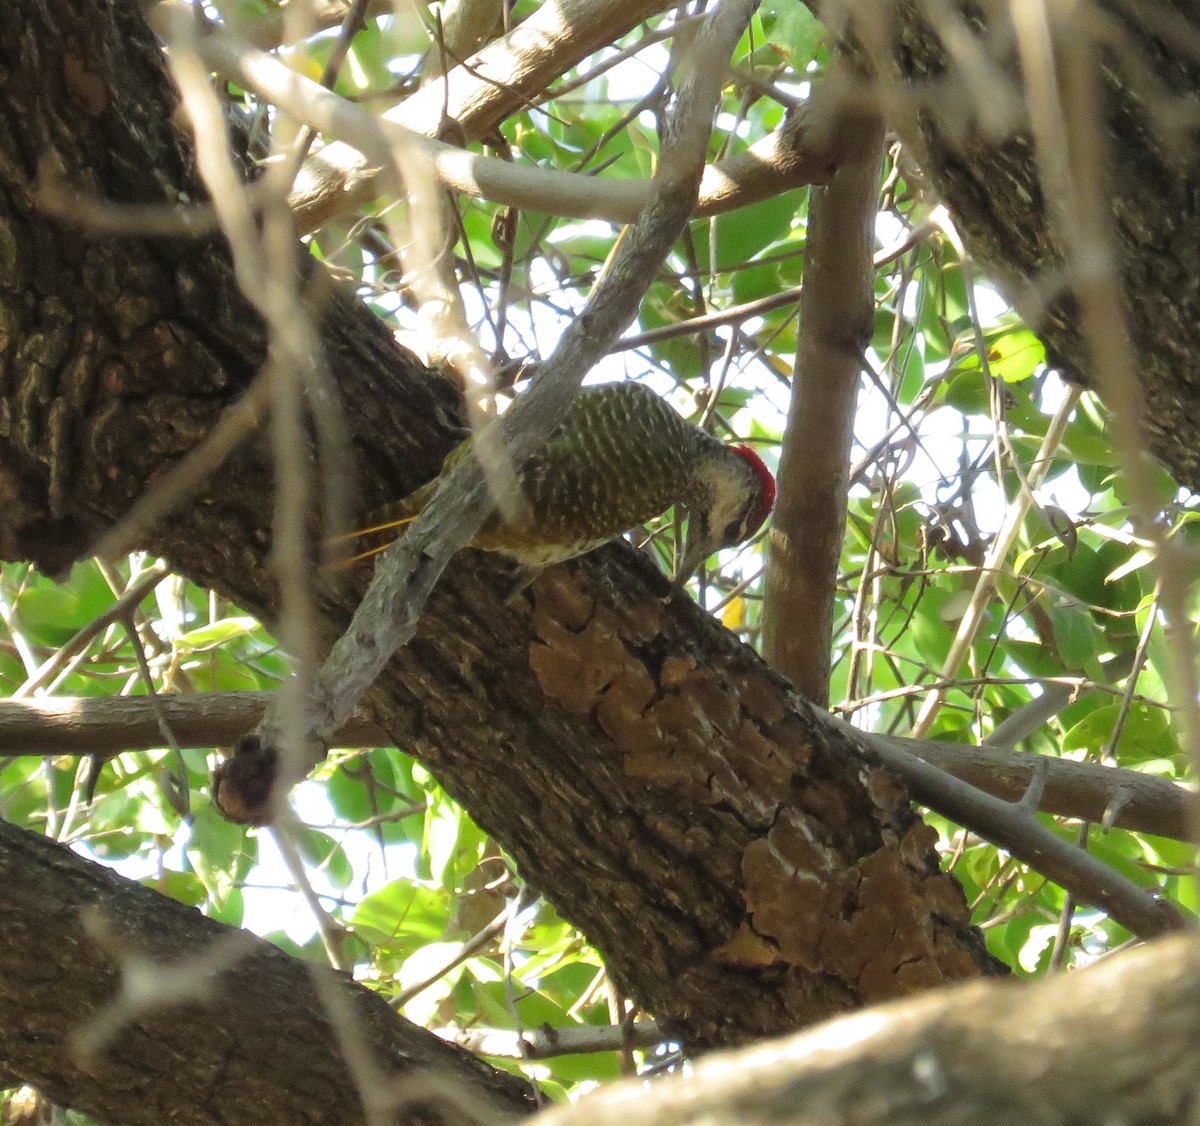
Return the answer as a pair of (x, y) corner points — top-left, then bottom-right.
(672, 529), (711, 588)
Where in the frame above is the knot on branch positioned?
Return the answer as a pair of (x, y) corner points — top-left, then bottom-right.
(212, 733), (281, 825)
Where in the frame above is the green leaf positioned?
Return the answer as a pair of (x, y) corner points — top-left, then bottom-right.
(1046, 601), (1100, 670)
(942, 370), (989, 415)
(352, 879), (449, 950)
(1104, 547), (1155, 585)
(146, 869), (208, 907)
(423, 791), (488, 887)
(1062, 700), (1176, 763)
(953, 327), (1045, 383)
(690, 191), (803, 273)
(294, 827), (355, 890)
(185, 803), (249, 908)
(176, 616), (260, 650)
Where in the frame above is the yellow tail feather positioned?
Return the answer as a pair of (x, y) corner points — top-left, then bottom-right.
(325, 514), (418, 545)
(324, 513), (419, 569)
(330, 541), (397, 568)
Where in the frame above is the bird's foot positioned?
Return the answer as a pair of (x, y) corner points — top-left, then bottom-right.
(503, 565), (545, 605)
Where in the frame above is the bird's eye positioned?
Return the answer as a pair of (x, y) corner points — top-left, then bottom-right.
(721, 519), (743, 545)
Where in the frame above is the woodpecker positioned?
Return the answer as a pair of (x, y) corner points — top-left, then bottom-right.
(345, 382), (775, 582)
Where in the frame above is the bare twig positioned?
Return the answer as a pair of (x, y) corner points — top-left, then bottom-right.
(184, 24), (844, 230)
(0, 691), (382, 755)
(10, 567), (170, 700)
(3, 691), (1194, 839)
(272, 819), (354, 973)
(910, 388), (1080, 736)
(391, 899), (515, 1011)
(120, 613), (190, 818)
(438, 1020), (664, 1061)
(613, 220), (935, 355)
(214, 0), (764, 823)
(845, 719), (1185, 938)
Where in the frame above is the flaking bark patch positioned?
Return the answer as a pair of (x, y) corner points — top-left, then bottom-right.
(528, 566), (993, 1018)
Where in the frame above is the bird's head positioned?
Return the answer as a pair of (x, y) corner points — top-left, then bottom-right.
(676, 443), (775, 585)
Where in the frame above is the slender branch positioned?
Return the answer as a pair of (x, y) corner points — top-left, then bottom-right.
(612, 218), (934, 354)
(910, 388), (1081, 736)
(439, 1021), (664, 1061)
(0, 692), (383, 756)
(1047, 3), (1200, 778)
(762, 64), (884, 705)
(842, 719), (1186, 938)
(898, 734), (1195, 842)
(274, 0), (855, 232)
(10, 566), (170, 699)
(187, 28), (841, 229)
(2, 692), (1193, 839)
(213, 0), (764, 825)
(391, 901), (515, 1010)
(197, 0), (394, 51)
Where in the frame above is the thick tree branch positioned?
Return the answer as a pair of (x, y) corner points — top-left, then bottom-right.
(0, 819), (537, 1126)
(531, 933), (1200, 1125)
(0, 692), (386, 757)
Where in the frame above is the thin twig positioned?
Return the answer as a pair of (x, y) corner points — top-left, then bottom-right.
(220, 0), (763, 819)
(849, 720), (1185, 938)
(438, 1020), (664, 1060)
(11, 567), (170, 700)
(190, 26), (836, 229)
(391, 899), (515, 1010)
(910, 388), (1080, 736)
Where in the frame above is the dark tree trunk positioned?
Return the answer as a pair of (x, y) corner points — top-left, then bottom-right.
(0, 820), (538, 1126)
(0, 6), (1001, 1109)
(828, 0), (1200, 491)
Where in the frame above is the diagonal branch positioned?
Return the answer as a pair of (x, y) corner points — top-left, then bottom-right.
(212, 0), (765, 825)
(844, 719), (1185, 938)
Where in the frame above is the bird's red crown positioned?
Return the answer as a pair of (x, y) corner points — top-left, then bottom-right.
(729, 444), (775, 532)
